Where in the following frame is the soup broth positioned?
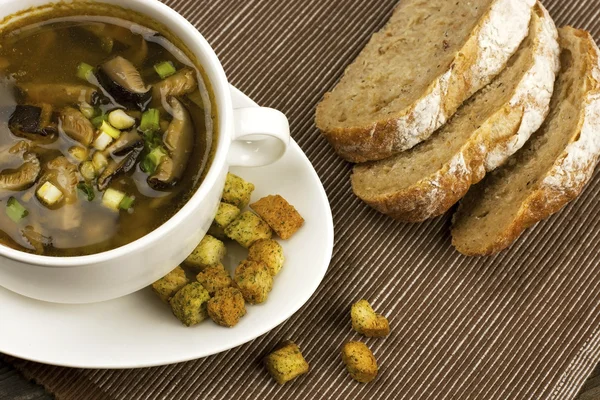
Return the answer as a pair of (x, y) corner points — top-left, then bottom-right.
(0, 11), (216, 256)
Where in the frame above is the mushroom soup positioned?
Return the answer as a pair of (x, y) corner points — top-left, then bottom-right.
(0, 12), (216, 256)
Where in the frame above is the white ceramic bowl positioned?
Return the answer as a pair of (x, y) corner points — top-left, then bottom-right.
(0, 0), (290, 304)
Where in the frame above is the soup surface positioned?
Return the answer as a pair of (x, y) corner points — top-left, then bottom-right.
(0, 13), (215, 256)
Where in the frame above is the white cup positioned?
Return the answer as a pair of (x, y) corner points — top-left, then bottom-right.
(0, 0), (290, 303)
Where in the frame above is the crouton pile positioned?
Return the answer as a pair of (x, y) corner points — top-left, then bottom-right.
(152, 172), (305, 329)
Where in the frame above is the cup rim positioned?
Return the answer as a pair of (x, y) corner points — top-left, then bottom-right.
(0, 0), (233, 268)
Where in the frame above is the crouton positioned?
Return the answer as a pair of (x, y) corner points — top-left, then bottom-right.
(196, 264), (234, 295)
(207, 287), (246, 327)
(151, 266), (189, 303)
(169, 282), (211, 327)
(185, 235), (226, 269)
(341, 341), (378, 383)
(248, 239), (285, 276)
(214, 202), (241, 228)
(234, 260), (273, 304)
(222, 172), (254, 208)
(351, 299), (390, 337)
(225, 211), (272, 248)
(250, 195), (304, 239)
(264, 341), (309, 384)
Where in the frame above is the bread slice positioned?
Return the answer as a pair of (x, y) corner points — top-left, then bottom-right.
(351, 4), (559, 223)
(315, 0), (535, 163)
(451, 27), (600, 256)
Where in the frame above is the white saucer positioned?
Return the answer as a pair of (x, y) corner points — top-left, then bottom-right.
(0, 86), (334, 368)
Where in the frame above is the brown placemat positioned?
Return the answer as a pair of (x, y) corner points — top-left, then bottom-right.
(4, 0), (600, 398)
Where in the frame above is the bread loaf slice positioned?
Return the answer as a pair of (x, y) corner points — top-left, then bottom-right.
(351, 4), (559, 223)
(315, 0), (535, 163)
(451, 27), (600, 256)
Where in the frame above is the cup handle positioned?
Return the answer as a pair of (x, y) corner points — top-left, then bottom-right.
(227, 107), (290, 167)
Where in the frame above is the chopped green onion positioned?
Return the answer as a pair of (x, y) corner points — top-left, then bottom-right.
(140, 157), (156, 174)
(91, 113), (108, 128)
(68, 146), (89, 162)
(92, 152), (108, 173)
(6, 197), (28, 223)
(102, 188), (126, 211)
(119, 195), (135, 210)
(79, 161), (96, 181)
(154, 61), (176, 79)
(139, 109), (160, 133)
(77, 182), (95, 202)
(143, 130), (162, 151)
(141, 147), (167, 174)
(108, 109), (136, 130)
(36, 182), (64, 206)
(79, 102), (96, 119)
(100, 120), (121, 139)
(93, 131), (113, 151)
(148, 147), (167, 167)
(76, 62), (95, 81)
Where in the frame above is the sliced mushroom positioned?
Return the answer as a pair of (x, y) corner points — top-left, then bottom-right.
(96, 130), (144, 191)
(40, 156), (79, 205)
(97, 150), (141, 191)
(59, 107), (94, 146)
(18, 84), (99, 108)
(96, 56), (151, 109)
(0, 151), (41, 191)
(8, 104), (57, 141)
(152, 69), (197, 106)
(22, 225), (52, 254)
(107, 129), (144, 156)
(148, 97), (194, 189)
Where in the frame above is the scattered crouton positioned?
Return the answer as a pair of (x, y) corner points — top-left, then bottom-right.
(196, 264), (234, 295)
(185, 235), (226, 269)
(222, 172), (255, 208)
(207, 287), (247, 327)
(151, 266), (189, 303)
(215, 202), (241, 228)
(225, 211), (272, 248)
(341, 341), (378, 383)
(234, 260), (273, 304)
(264, 341), (309, 384)
(248, 239), (285, 276)
(250, 195), (304, 239)
(169, 282), (211, 327)
(351, 299), (390, 337)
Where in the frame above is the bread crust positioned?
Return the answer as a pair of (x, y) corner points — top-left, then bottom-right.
(452, 27), (600, 256)
(352, 4), (559, 223)
(316, 0), (535, 163)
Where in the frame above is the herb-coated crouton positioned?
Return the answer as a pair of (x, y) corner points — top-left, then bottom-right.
(207, 287), (246, 327)
(169, 282), (211, 327)
(234, 260), (273, 304)
(351, 299), (390, 337)
(196, 264), (234, 295)
(264, 341), (309, 384)
(214, 202), (241, 228)
(151, 266), (189, 303)
(250, 195), (304, 239)
(225, 211), (272, 248)
(222, 172), (255, 208)
(185, 235), (226, 269)
(248, 239), (285, 276)
(341, 341), (378, 383)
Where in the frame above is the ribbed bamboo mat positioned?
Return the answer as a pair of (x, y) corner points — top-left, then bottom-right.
(4, 0), (600, 399)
